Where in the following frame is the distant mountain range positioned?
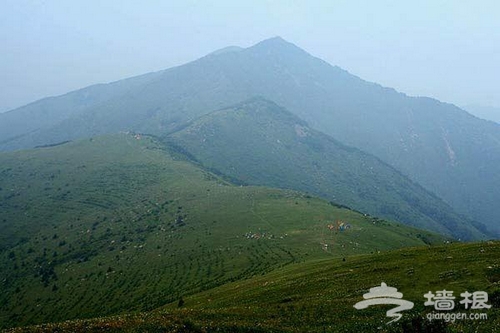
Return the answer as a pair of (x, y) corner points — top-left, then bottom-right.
(1, 36), (499, 236)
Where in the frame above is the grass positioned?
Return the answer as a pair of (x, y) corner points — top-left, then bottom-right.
(5, 241), (499, 332)
(0, 133), (445, 329)
(166, 98), (488, 240)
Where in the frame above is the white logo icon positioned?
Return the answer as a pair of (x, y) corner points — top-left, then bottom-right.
(354, 282), (414, 323)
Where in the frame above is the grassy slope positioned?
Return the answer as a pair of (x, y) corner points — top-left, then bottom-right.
(177, 241), (500, 333)
(3, 37), (499, 236)
(0, 134), (444, 329)
(166, 98), (487, 240)
(7, 241), (499, 333)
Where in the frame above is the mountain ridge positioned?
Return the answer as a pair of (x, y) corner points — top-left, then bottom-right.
(1, 37), (499, 234)
(165, 97), (488, 240)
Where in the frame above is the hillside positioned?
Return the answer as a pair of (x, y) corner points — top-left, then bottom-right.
(166, 98), (486, 240)
(0, 37), (498, 235)
(463, 104), (500, 124)
(0, 71), (163, 150)
(6, 241), (499, 332)
(0, 134), (445, 329)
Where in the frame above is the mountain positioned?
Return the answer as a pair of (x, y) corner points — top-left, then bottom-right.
(9, 241), (500, 332)
(0, 133), (445, 329)
(1, 36), (499, 234)
(166, 97), (486, 240)
(463, 104), (500, 124)
(0, 71), (163, 149)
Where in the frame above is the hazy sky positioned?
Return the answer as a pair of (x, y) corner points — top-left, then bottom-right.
(1, 0), (499, 115)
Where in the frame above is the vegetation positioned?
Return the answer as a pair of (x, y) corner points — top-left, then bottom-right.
(1, 37), (499, 333)
(166, 97), (487, 240)
(5, 241), (499, 332)
(0, 134), (444, 329)
(1, 37), (499, 236)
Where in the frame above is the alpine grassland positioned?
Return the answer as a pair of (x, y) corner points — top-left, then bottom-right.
(5, 241), (499, 332)
(0, 134), (444, 329)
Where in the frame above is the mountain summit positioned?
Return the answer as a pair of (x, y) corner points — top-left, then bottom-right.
(250, 36), (306, 52)
(1, 37), (499, 234)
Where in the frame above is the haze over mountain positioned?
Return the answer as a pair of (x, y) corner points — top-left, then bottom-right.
(1, 37), (499, 235)
(463, 104), (500, 124)
(166, 97), (485, 239)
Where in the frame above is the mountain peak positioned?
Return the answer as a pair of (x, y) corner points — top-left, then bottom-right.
(248, 36), (307, 55)
(259, 36), (288, 44)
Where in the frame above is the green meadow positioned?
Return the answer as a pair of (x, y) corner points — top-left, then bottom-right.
(0, 134), (444, 329)
(6, 241), (499, 332)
